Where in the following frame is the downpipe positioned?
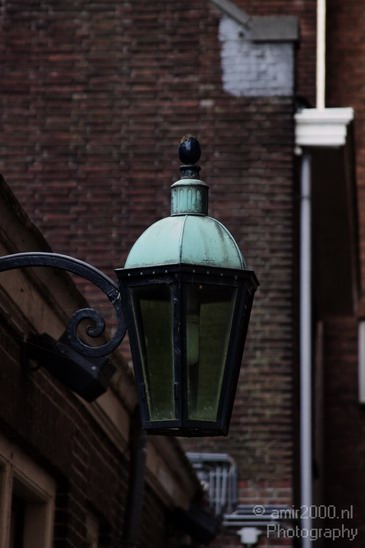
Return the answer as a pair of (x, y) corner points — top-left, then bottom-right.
(299, 152), (312, 548)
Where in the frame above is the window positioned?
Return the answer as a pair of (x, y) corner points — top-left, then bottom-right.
(0, 435), (55, 548)
(10, 494), (26, 548)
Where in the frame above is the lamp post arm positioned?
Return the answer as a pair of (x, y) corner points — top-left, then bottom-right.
(0, 252), (127, 357)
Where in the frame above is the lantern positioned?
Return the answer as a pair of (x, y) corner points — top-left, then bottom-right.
(117, 136), (258, 436)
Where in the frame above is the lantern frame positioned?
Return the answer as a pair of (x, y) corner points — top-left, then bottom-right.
(117, 263), (258, 436)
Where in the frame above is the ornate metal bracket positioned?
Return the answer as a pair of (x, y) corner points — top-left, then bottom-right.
(0, 252), (127, 357)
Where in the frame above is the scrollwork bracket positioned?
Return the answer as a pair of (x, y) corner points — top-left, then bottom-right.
(0, 252), (127, 357)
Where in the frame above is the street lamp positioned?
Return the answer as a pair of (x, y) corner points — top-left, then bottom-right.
(0, 136), (258, 436)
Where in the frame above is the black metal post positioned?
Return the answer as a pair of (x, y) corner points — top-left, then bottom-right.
(121, 407), (147, 548)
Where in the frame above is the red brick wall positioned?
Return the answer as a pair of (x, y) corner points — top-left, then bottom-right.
(0, 317), (124, 546)
(326, 1), (365, 294)
(0, 0), (315, 541)
(321, 318), (364, 547)
(0, 315), (181, 547)
(314, 4), (365, 547)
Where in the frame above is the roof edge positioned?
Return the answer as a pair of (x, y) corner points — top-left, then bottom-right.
(209, 0), (250, 28)
(208, 0), (299, 41)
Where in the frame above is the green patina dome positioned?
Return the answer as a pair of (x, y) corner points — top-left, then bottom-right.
(124, 135), (247, 270)
(124, 214), (246, 269)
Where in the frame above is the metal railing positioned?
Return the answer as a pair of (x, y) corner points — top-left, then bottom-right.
(186, 452), (238, 516)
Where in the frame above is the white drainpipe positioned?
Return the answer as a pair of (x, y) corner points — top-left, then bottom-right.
(316, 0), (326, 109)
(299, 3), (326, 545)
(299, 152), (312, 548)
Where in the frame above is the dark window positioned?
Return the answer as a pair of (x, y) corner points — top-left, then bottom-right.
(10, 496), (26, 548)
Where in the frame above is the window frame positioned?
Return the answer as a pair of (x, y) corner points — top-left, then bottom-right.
(0, 435), (56, 548)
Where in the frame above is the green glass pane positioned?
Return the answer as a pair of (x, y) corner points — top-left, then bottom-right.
(186, 284), (236, 421)
(132, 285), (174, 421)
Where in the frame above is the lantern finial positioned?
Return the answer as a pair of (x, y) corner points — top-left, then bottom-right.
(170, 135), (207, 215)
(178, 135), (201, 179)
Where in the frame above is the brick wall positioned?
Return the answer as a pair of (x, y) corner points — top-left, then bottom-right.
(321, 318), (364, 547)
(0, 312), (196, 547)
(313, 4), (365, 547)
(0, 317), (126, 546)
(0, 1), (318, 545)
(326, 1), (365, 293)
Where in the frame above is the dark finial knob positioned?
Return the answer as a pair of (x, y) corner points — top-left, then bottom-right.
(178, 135), (201, 165)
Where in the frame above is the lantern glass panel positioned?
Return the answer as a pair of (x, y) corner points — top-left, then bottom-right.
(186, 283), (237, 421)
(131, 285), (174, 421)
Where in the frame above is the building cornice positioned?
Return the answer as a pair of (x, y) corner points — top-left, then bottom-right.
(295, 107), (354, 148)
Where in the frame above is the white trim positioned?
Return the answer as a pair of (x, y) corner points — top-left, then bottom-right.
(295, 108), (354, 148)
